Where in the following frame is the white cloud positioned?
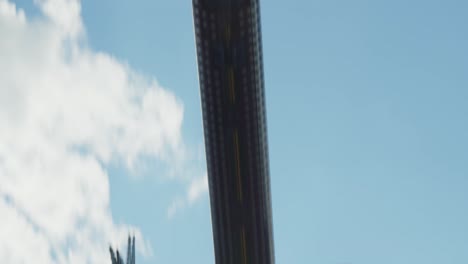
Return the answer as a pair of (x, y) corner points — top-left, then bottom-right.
(167, 197), (186, 220)
(0, 0), (187, 262)
(187, 173), (208, 205)
(167, 173), (209, 219)
(35, 0), (83, 37)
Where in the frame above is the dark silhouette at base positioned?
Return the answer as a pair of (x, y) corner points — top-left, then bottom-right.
(110, 236), (135, 264)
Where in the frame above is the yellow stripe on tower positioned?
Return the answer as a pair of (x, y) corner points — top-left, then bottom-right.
(234, 130), (242, 202)
(225, 23), (231, 42)
(241, 226), (247, 264)
(228, 67), (235, 103)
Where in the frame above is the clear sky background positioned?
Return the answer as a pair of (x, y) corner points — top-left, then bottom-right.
(2, 0), (468, 263)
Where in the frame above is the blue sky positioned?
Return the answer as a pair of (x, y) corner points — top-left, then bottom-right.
(4, 0), (468, 263)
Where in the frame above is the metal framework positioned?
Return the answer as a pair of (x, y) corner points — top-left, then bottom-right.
(193, 0), (275, 263)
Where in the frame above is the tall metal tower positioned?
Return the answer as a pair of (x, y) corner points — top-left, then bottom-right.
(192, 0), (275, 263)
